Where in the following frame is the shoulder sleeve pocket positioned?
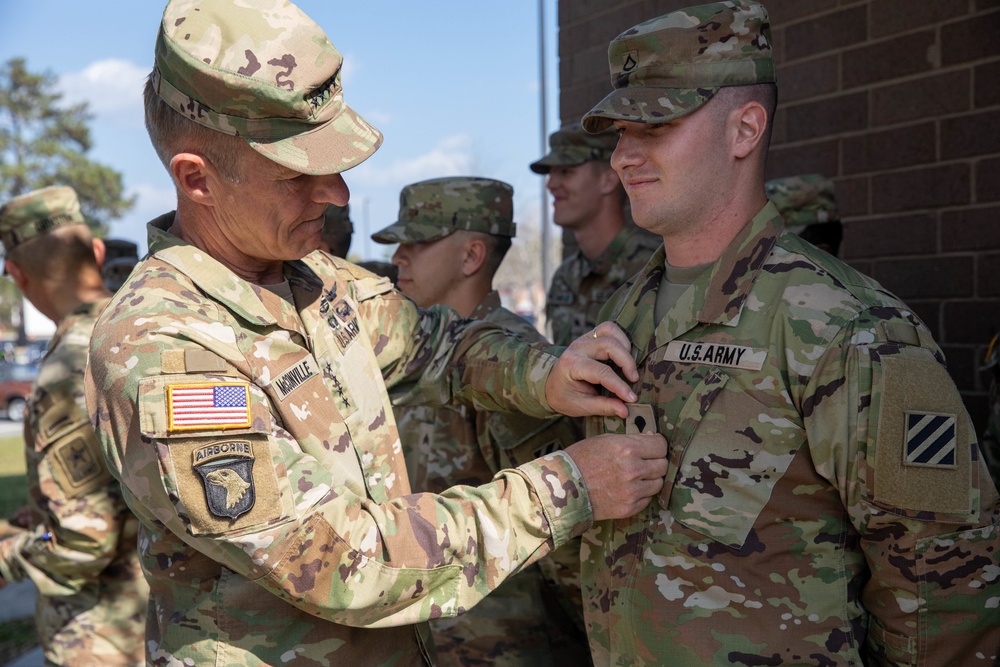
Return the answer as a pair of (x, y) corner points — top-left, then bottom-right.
(868, 347), (978, 523)
(138, 375), (293, 537)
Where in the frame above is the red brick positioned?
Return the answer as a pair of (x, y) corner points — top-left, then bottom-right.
(977, 158), (1000, 203)
(975, 60), (1000, 108)
(784, 6), (868, 61)
(777, 54), (839, 103)
(840, 214), (937, 258)
(837, 176), (870, 218)
(942, 206), (1000, 252)
(842, 30), (937, 89)
(942, 110), (1000, 160)
(766, 139), (839, 179)
(872, 256), (974, 299)
(869, 0), (971, 37)
(842, 122), (937, 175)
(980, 253), (1000, 296)
(872, 164), (971, 213)
(941, 9), (1000, 66)
(871, 71), (971, 126)
(943, 299), (1000, 344)
(785, 92), (867, 142)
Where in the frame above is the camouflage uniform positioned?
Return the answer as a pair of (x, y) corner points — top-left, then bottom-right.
(374, 177), (590, 666)
(579, 3), (1000, 664)
(765, 174), (844, 257)
(0, 187), (147, 666)
(85, 212), (594, 666)
(545, 226), (662, 347)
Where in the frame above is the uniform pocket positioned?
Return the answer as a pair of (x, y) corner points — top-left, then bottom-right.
(667, 371), (806, 548)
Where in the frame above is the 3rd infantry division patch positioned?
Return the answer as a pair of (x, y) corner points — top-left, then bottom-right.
(904, 412), (957, 468)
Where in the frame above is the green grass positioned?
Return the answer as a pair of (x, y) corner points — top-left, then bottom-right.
(0, 433), (28, 520)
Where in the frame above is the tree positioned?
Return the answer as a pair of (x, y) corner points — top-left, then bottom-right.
(0, 57), (136, 342)
(0, 57), (135, 235)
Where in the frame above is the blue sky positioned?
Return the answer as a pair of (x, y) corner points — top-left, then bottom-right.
(0, 1), (563, 265)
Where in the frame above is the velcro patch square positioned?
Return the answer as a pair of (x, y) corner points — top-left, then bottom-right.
(904, 412), (957, 468)
(168, 382), (251, 432)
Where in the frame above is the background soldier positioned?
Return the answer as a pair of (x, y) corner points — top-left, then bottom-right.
(982, 333), (1000, 487)
(0, 186), (147, 666)
(101, 238), (140, 292)
(84, 1), (667, 664)
(373, 176), (590, 666)
(765, 173), (843, 257)
(319, 203), (353, 258)
(531, 122), (660, 346)
(580, 1), (999, 664)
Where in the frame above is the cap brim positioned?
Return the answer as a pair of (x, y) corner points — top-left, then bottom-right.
(249, 102), (383, 176)
(371, 222), (452, 245)
(529, 154), (588, 174)
(581, 86), (717, 133)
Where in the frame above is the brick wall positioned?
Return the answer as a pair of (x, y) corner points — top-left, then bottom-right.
(557, 0), (1000, 432)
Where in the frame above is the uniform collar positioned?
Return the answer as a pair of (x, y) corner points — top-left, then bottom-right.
(469, 290), (502, 320)
(146, 214), (324, 334)
(609, 202), (782, 364)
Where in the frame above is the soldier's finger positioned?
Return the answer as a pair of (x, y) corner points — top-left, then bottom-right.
(572, 393), (630, 419)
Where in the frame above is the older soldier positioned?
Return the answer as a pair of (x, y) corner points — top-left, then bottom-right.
(0, 186), (147, 666)
(580, 1), (1000, 664)
(373, 177), (590, 666)
(83, 1), (668, 665)
(531, 122), (661, 346)
(765, 174), (844, 257)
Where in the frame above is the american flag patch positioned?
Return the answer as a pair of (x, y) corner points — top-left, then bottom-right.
(904, 412), (957, 468)
(167, 383), (251, 432)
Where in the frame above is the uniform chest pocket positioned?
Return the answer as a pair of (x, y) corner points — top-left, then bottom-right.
(666, 370), (805, 548)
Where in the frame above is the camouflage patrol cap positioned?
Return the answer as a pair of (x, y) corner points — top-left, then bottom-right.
(371, 177), (516, 244)
(582, 1), (775, 132)
(0, 186), (86, 254)
(152, 0), (382, 175)
(323, 204), (353, 235)
(529, 122), (618, 174)
(765, 174), (839, 228)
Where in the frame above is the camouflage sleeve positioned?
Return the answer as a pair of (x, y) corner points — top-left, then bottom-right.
(0, 356), (129, 595)
(354, 276), (558, 419)
(804, 309), (1000, 664)
(86, 305), (592, 629)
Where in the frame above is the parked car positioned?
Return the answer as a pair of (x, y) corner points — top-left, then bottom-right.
(0, 362), (38, 421)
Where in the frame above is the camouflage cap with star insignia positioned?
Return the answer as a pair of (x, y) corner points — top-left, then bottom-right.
(582, 0), (775, 133)
(765, 174), (839, 228)
(0, 186), (86, 254)
(153, 0), (382, 175)
(371, 177), (516, 244)
(529, 122), (619, 174)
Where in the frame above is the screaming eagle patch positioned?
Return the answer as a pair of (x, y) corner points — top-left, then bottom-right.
(193, 440), (256, 520)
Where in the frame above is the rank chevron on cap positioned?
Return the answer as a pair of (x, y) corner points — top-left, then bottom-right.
(168, 382), (251, 432)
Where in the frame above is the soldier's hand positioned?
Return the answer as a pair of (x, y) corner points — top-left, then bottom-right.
(566, 432), (667, 520)
(546, 322), (639, 419)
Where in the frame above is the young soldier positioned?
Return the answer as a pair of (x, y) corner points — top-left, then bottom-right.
(531, 123), (661, 346)
(373, 177), (590, 666)
(580, 1), (999, 664)
(0, 186), (147, 666)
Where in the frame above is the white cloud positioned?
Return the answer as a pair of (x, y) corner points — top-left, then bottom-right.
(58, 59), (147, 122)
(350, 134), (478, 188)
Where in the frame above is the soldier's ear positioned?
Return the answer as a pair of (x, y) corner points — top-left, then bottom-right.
(731, 101), (767, 160)
(461, 236), (487, 277)
(170, 153), (214, 206)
